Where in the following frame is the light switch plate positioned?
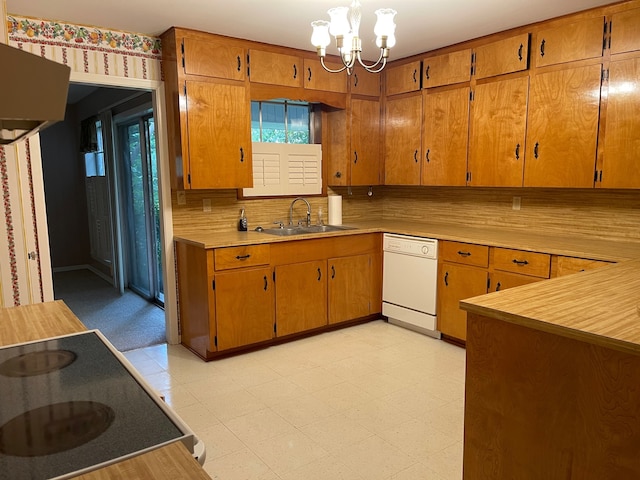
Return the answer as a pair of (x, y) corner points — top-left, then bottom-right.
(203, 199), (211, 213)
(512, 196), (521, 211)
(176, 190), (186, 205)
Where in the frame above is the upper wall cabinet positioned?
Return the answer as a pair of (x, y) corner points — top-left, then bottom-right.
(351, 98), (381, 185)
(182, 38), (246, 80)
(422, 50), (472, 88)
(524, 64), (601, 188)
(249, 50), (303, 87)
(609, 8), (640, 55)
(535, 17), (605, 67)
(473, 34), (530, 79)
(303, 58), (348, 93)
(350, 65), (381, 96)
(385, 60), (422, 95)
(384, 94), (422, 185)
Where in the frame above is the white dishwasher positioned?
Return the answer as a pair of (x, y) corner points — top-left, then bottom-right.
(382, 234), (440, 338)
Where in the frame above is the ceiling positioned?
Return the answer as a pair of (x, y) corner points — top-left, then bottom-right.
(8, 0), (618, 60)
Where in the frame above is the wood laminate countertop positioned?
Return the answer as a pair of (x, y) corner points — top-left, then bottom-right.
(461, 258), (640, 355)
(175, 219), (640, 262)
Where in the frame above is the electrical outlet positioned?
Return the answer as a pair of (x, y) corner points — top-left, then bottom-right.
(176, 190), (186, 205)
(512, 196), (521, 211)
(203, 199), (211, 213)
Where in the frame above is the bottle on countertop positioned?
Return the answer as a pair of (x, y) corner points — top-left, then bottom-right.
(238, 208), (248, 231)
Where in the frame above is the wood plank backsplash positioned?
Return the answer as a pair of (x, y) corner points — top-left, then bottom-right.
(171, 186), (640, 244)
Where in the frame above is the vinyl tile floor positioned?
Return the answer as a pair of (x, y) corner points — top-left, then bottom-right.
(124, 320), (466, 480)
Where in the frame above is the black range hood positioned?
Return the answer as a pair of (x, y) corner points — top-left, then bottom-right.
(0, 43), (71, 145)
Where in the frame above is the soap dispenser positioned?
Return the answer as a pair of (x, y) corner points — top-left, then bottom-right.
(238, 208), (248, 231)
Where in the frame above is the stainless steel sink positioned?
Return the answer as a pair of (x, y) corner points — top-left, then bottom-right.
(259, 225), (354, 236)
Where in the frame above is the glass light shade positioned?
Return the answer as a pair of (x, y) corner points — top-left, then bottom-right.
(374, 8), (397, 38)
(311, 20), (331, 48)
(328, 7), (350, 37)
(376, 26), (396, 49)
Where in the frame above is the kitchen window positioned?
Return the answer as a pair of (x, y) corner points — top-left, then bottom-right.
(251, 100), (311, 144)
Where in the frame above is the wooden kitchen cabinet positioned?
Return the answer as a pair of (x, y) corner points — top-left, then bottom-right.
(421, 86), (469, 186)
(214, 266), (274, 351)
(384, 94), (422, 185)
(599, 56), (640, 188)
(328, 254), (372, 324)
(185, 80), (253, 189)
(422, 50), (471, 89)
(249, 49), (303, 87)
(385, 60), (422, 95)
(303, 58), (348, 93)
(609, 8), (640, 55)
(552, 256), (612, 277)
(275, 261), (327, 336)
(473, 34), (530, 79)
(489, 271), (544, 292)
(468, 76), (528, 187)
(492, 248), (551, 278)
(524, 63), (601, 188)
(182, 37), (246, 80)
(351, 98), (381, 185)
(350, 65), (381, 96)
(534, 16), (605, 67)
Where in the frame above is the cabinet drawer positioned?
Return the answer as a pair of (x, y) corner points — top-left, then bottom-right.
(214, 244), (270, 271)
(440, 241), (489, 268)
(492, 248), (550, 278)
(554, 256), (612, 277)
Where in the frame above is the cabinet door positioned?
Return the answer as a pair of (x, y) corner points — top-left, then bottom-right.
(328, 254), (371, 324)
(468, 77), (528, 187)
(524, 64), (601, 188)
(185, 80), (253, 189)
(422, 87), (469, 186)
(326, 108), (349, 186)
(423, 50), (471, 88)
(437, 263), (488, 342)
(600, 57), (640, 188)
(554, 256), (611, 277)
(249, 50), (303, 87)
(610, 9), (640, 55)
(473, 34), (530, 79)
(384, 94), (422, 185)
(351, 65), (381, 96)
(385, 60), (421, 95)
(535, 17), (604, 67)
(304, 58), (348, 93)
(182, 38), (245, 80)
(351, 98), (381, 185)
(215, 267), (274, 351)
(275, 261), (327, 336)
(489, 271), (542, 292)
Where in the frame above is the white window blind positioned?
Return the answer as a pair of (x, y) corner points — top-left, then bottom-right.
(243, 143), (322, 197)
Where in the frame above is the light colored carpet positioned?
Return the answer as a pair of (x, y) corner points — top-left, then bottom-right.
(53, 269), (166, 352)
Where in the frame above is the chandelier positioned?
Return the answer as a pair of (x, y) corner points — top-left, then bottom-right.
(310, 0), (397, 75)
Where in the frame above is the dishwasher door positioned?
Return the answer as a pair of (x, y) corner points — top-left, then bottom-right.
(383, 251), (437, 316)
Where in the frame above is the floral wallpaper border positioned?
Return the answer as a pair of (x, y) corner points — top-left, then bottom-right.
(7, 15), (161, 59)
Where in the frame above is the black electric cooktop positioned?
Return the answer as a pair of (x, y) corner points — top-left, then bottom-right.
(0, 331), (194, 480)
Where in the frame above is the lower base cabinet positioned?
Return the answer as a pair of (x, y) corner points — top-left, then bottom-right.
(275, 260), (328, 336)
(329, 254), (372, 324)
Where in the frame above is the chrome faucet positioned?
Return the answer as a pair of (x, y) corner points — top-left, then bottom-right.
(289, 197), (311, 227)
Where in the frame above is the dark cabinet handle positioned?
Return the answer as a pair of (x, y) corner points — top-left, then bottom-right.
(335, 171), (342, 178)
(540, 39), (546, 58)
(293, 64), (297, 79)
(414, 150), (418, 163)
(317, 268), (322, 281)
(354, 151), (358, 164)
(425, 65), (430, 80)
(413, 69), (417, 83)
(240, 147), (245, 162)
(237, 55), (241, 71)
(515, 143), (520, 160)
(444, 271), (449, 287)
(354, 73), (359, 87)
(263, 275), (268, 291)
(533, 142), (539, 159)
(512, 259), (529, 266)
(308, 67), (312, 82)
(426, 149), (431, 163)
(236, 254), (251, 260)
(457, 251), (471, 257)
(518, 43), (523, 61)
(331, 265), (336, 279)
(496, 282), (502, 292)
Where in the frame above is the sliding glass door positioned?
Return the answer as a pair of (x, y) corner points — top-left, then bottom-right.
(119, 114), (163, 305)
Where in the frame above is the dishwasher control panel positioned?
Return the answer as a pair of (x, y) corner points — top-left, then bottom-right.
(383, 234), (438, 259)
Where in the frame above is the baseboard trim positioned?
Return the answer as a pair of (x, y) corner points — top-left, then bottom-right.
(52, 264), (114, 285)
